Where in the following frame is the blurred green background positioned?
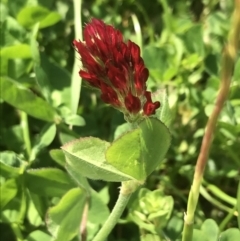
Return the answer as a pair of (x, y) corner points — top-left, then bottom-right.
(0, 0), (239, 240)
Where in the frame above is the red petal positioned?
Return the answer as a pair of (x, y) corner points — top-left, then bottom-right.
(124, 92), (141, 114)
(143, 101), (160, 115)
(100, 83), (121, 107)
(128, 41), (141, 64)
(143, 91), (160, 115)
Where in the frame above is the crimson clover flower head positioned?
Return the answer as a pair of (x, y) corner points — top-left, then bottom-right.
(73, 18), (160, 122)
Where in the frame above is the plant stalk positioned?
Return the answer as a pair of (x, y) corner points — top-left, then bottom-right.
(92, 181), (139, 241)
(182, 1), (240, 240)
(11, 223), (24, 241)
(20, 111), (31, 158)
(71, 0), (82, 116)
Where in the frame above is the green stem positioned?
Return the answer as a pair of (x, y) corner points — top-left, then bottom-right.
(202, 180), (236, 206)
(200, 186), (237, 215)
(71, 0), (82, 116)
(219, 206), (237, 231)
(182, 2), (240, 241)
(20, 111), (31, 158)
(11, 223), (24, 241)
(92, 181), (138, 241)
(237, 180), (240, 228)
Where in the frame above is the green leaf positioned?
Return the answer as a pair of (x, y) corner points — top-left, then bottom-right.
(62, 137), (134, 182)
(114, 122), (133, 140)
(25, 230), (51, 241)
(1, 184), (26, 223)
(201, 219), (219, 241)
(47, 188), (87, 241)
(65, 163), (91, 191)
(0, 151), (22, 178)
(0, 2), (8, 22)
(143, 46), (169, 80)
(34, 65), (52, 103)
(39, 12), (61, 28)
(87, 190), (110, 240)
(1, 15), (27, 47)
(30, 123), (57, 161)
(0, 44), (31, 59)
(1, 77), (59, 122)
(192, 229), (209, 241)
(64, 114), (86, 127)
(0, 178), (18, 210)
(26, 168), (75, 197)
(30, 23), (40, 64)
(49, 149), (65, 167)
(152, 89), (172, 127)
(165, 215), (184, 240)
(36, 53), (71, 108)
(129, 188), (173, 233)
(17, 6), (61, 29)
(30, 25), (54, 103)
(27, 199), (43, 227)
(219, 228), (240, 241)
(181, 24), (204, 57)
(106, 118), (171, 180)
(140, 234), (161, 241)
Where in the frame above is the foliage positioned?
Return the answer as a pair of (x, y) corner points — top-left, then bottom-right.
(0, 0), (239, 241)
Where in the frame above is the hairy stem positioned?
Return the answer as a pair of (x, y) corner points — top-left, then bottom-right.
(182, 1), (240, 240)
(92, 181), (139, 241)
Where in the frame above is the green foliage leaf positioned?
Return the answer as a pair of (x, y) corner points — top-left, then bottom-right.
(27, 198), (43, 227)
(165, 215), (184, 240)
(26, 168), (75, 197)
(219, 228), (240, 241)
(1, 77), (59, 122)
(87, 190), (110, 240)
(114, 122), (133, 140)
(34, 65), (52, 103)
(0, 2), (8, 22)
(47, 188), (87, 241)
(25, 230), (52, 241)
(140, 234), (161, 241)
(192, 229), (209, 241)
(1, 184), (26, 223)
(152, 89), (172, 127)
(0, 44), (31, 59)
(30, 23), (40, 64)
(106, 118), (171, 180)
(65, 163), (91, 191)
(62, 137), (134, 182)
(201, 219), (219, 241)
(17, 6), (61, 29)
(143, 46), (169, 81)
(0, 178), (18, 210)
(30, 123), (57, 161)
(49, 149), (65, 167)
(181, 24), (204, 58)
(129, 188), (173, 234)
(64, 114), (86, 126)
(39, 12), (62, 28)
(0, 151), (22, 178)
(36, 53), (71, 108)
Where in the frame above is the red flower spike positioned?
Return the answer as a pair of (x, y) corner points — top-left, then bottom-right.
(73, 18), (160, 122)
